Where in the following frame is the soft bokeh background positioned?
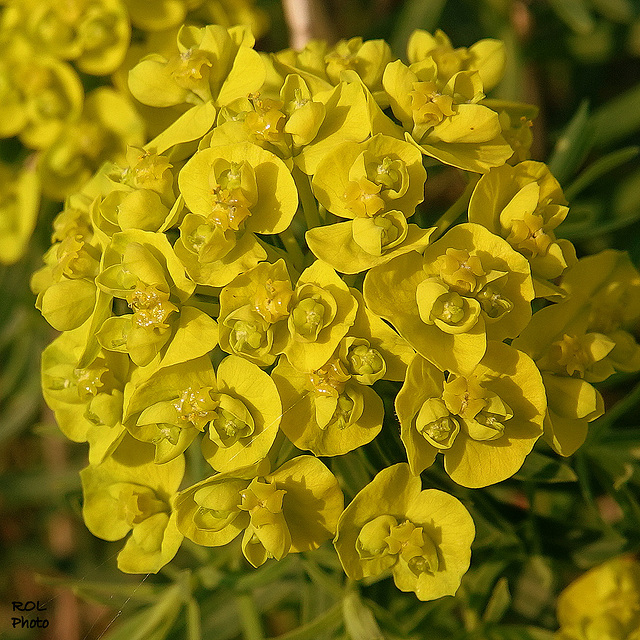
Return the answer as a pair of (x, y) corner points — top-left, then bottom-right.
(2, 0), (640, 638)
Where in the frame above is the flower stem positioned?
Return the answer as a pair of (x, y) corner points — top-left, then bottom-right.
(279, 227), (305, 272)
(587, 375), (640, 444)
(236, 593), (265, 640)
(293, 167), (322, 231)
(432, 173), (480, 240)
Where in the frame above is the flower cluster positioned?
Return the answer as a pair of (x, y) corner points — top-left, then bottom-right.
(0, 0), (267, 264)
(34, 21), (640, 602)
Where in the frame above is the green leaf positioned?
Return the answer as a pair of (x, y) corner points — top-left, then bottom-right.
(511, 556), (554, 620)
(547, 0), (595, 34)
(237, 593), (266, 640)
(513, 451), (578, 483)
(198, 592), (243, 640)
(460, 559), (511, 617)
(0, 469), (81, 506)
(612, 165), (640, 224)
(36, 575), (162, 605)
(482, 577), (511, 624)
(572, 531), (628, 568)
(590, 82), (640, 148)
(330, 451), (372, 500)
(564, 146), (639, 200)
(0, 377), (41, 444)
(103, 584), (183, 640)
(592, 0), (634, 22)
(343, 592), (385, 640)
(265, 601), (343, 640)
(484, 626), (555, 640)
(390, 0), (448, 59)
(548, 100), (593, 184)
(186, 598), (202, 640)
(300, 557), (345, 599)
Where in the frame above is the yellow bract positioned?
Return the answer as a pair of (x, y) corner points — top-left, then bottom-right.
(514, 250), (640, 455)
(396, 342), (545, 487)
(383, 58), (513, 172)
(364, 223), (534, 374)
(334, 463), (474, 600)
(469, 160), (576, 297)
(175, 456), (344, 567)
(80, 435), (184, 574)
(555, 556), (640, 640)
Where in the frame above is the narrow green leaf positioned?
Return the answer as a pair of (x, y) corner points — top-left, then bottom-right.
(0, 468), (81, 506)
(513, 451), (578, 483)
(485, 626), (556, 640)
(555, 198), (640, 240)
(572, 532), (628, 568)
(548, 100), (593, 184)
(564, 146), (639, 200)
(199, 592), (243, 640)
(482, 577), (511, 624)
(301, 556), (345, 598)
(390, 0), (448, 59)
(511, 557), (554, 620)
(330, 452), (372, 500)
(343, 592), (384, 640)
(591, 0), (634, 22)
(237, 593), (265, 640)
(103, 584), (183, 640)
(36, 575), (161, 605)
(590, 82), (640, 148)
(0, 380), (42, 444)
(460, 560), (511, 618)
(266, 601), (343, 640)
(186, 599), (202, 640)
(612, 165), (640, 223)
(234, 555), (295, 591)
(548, 0), (595, 34)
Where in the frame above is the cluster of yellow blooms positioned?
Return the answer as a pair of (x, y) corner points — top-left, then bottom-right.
(31, 18), (640, 604)
(0, 0), (267, 262)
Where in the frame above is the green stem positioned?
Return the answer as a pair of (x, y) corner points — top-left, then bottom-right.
(431, 173), (480, 240)
(279, 227), (305, 272)
(293, 167), (321, 230)
(589, 376), (640, 443)
(275, 434), (297, 467)
(237, 593), (265, 640)
(574, 450), (602, 523)
(266, 601), (343, 640)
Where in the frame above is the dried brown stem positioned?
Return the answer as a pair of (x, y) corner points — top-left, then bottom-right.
(281, 0), (335, 50)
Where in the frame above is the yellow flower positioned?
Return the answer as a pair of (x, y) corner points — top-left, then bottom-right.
(513, 251), (640, 455)
(364, 223), (534, 374)
(312, 133), (427, 219)
(42, 322), (129, 465)
(396, 342), (545, 487)
(468, 160), (576, 295)
(0, 160), (40, 265)
(80, 435), (184, 574)
(555, 556), (640, 640)
(174, 141), (297, 287)
(383, 58), (512, 172)
(218, 259), (293, 366)
(407, 29), (506, 91)
(128, 24), (265, 109)
(175, 456), (344, 567)
(334, 463), (474, 600)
